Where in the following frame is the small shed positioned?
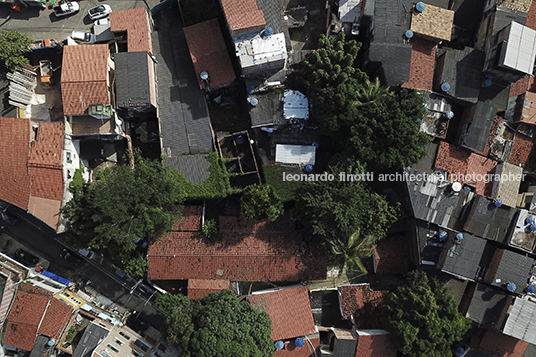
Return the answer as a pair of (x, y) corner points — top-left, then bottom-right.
(275, 144), (315, 165)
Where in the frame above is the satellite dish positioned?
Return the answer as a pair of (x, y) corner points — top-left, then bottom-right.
(200, 71), (209, 80)
(452, 182), (462, 192)
(441, 82), (451, 92)
(405, 30), (414, 38)
(507, 282), (516, 292)
(416, 1), (426, 12)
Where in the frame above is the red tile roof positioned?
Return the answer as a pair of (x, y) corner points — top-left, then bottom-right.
(509, 132), (536, 171)
(435, 141), (497, 196)
(478, 330), (528, 357)
(509, 76), (535, 98)
(30, 167), (64, 201)
(172, 205), (203, 231)
(0, 117), (31, 209)
(274, 337), (320, 357)
(249, 286), (316, 341)
(61, 45), (110, 115)
(355, 330), (398, 357)
(402, 37), (437, 91)
(109, 8), (152, 53)
(38, 298), (73, 339)
(220, 0), (265, 34)
(187, 279), (230, 299)
(526, 0), (536, 30)
(338, 285), (387, 329)
(374, 236), (409, 275)
(4, 284), (53, 350)
(29, 122), (64, 169)
(149, 215), (326, 282)
(184, 19), (236, 89)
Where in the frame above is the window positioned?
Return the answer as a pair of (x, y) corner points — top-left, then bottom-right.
(132, 350), (141, 357)
(114, 338), (124, 347)
(134, 340), (150, 352)
(119, 331), (131, 340)
(107, 345), (119, 353)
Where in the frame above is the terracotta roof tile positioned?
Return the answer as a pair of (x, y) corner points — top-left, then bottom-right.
(172, 205), (203, 231)
(39, 298), (72, 339)
(509, 132), (536, 171)
(61, 45), (110, 115)
(184, 19), (236, 89)
(402, 37), (437, 91)
(435, 141), (497, 195)
(355, 331), (398, 357)
(478, 330), (528, 357)
(374, 236), (409, 275)
(526, 0), (536, 30)
(338, 285), (387, 329)
(4, 284), (53, 350)
(220, 0), (265, 34)
(509, 76), (535, 98)
(274, 337), (320, 357)
(187, 279), (231, 299)
(109, 8), (152, 53)
(30, 167), (64, 200)
(249, 286), (316, 341)
(0, 117), (31, 209)
(149, 216), (326, 281)
(29, 122), (64, 168)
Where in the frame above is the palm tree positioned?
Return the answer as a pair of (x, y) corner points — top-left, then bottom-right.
(327, 229), (382, 276)
(354, 77), (391, 107)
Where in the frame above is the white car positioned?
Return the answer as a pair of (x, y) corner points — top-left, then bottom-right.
(94, 17), (110, 26)
(71, 30), (95, 44)
(53, 1), (79, 17)
(88, 4), (112, 20)
(78, 248), (95, 259)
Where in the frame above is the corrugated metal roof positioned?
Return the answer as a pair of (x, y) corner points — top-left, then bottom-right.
(467, 283), (510, 328)
(502, 21), (536, 75)
(463, 195), (517, 243)
(373, 0), (412, 44)
(441, 234), (487, 280)
(369, 42), (412, 86)
(463, 102), (499, 153)
(491, 249), (533, 293)
(164, 156), (210, 184)
(275, 144), (315, 165)
(503, 297), (536, 345)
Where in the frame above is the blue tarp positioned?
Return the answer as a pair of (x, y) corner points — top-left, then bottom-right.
(42, 270), (71, 285)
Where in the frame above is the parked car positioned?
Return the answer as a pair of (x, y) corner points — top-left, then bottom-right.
(88, 4), (112, 20)
(14, 249), (39, 267)
(53, 1), (79, 17)
(60, 248), (82, 265)
(94, 17), (110, 26)
(78, 248), (95, 259)
(71, 31), (95, 44)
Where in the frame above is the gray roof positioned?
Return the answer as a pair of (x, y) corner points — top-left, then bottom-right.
(373, 0), (412, 44)
(493, 7), (528, 36)
(72, 323), (110, 357)
(463, 102), (498, 152)
(250, 92), (285, 128)
(257, 0), (291, 51)
(30, 335), (51, 357)
(115, 52), (152, 109)
(369, 42), (412, 86)
(441, 234), (488, 280)
(491, 249), (533, 294)
(411, 142), (439, 173)
(503, 297), (536, 345)
(153, 27), (214, 175)
(165, 155), (211, 184)
(412, 219), (444, 265)
(467, 283), (511, 328)
(522, 342), (536, 357)
(435, 47), (484, 103)
(463, 195), (517, 244)
(405, 168), (476, 231)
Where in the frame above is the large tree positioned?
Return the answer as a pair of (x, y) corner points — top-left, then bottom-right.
(0, 30), (32, 71)
(383, 271), (471, 357)
(240, 184), (283, 221)
(62, 155), (185, 273)
(156, 290), (273, 357)
(328, 229), (380, 276)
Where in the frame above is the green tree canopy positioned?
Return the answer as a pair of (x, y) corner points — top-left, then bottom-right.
(328, 229), (381, 276)
(240, 184), (283, 221)
(62, 155), (185, 274)
(0, 30), (32, 71)
(383, 271), (471, 357)
(156, 290), (273, 357)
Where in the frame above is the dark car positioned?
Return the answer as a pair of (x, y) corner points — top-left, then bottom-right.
(14, 249), (39, 267)
(60, 248), (82, 265)
(127, 316), (149, 332)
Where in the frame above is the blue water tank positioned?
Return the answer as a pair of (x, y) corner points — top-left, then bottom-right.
(507, 282), (517, 292)
(446, 111), (454, 119)
(531, 224), (536, 232)
(312, 142), (320, 148)
(439, 231), (448, 241)
(405, 30), (414, 38)
(416, 1), (426, 12)
(495, 199), (502, 207)
(200, 71), (209, 81)
(527, 217), (534, 225)
(295, 338), (304, 348)
(484, 78), (493, 87)
(250, 98), (258, 106)
(236, 135), (245, 145)
(527, 285), (535, 293)
(247, 87), (254, 95)
(263, 27), (274, 38)
(275, 341), (285, 350)
(456, 233), (463, 241)
(454, 346), (465, 357)
(305, 165), (313, 173)
(423, 103), (429, 111)
(441, 82), (451, 92)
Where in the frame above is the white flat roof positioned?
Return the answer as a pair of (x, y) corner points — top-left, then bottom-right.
(501, 21), (536, 75)
(234, 32), (287, 69)
(283, 90), (309, 120)
(338, 0), (362, 23)
(275, 144), (316, 165)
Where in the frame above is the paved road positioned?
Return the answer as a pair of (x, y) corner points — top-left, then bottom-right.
(0, 0), (160, 41)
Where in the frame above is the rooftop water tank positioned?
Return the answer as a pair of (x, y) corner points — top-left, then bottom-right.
(439, 231), (448, 241)
(416, 2), (426, 12)
(527, 285), (535, 293)
(441, 82), (451, 92)
(494, 199), (502, 207)
(250, 98), (259, 106)
(507, 282), (517, 292)
(405, 30), (414, 38)
(305, 165), (313, 173)
(275, 341), (285, 350)
(200, 71), (209, 81)
(452, 182), (462, 192)
(295, 338), (304, 348)
(456, 233), (463, 241)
